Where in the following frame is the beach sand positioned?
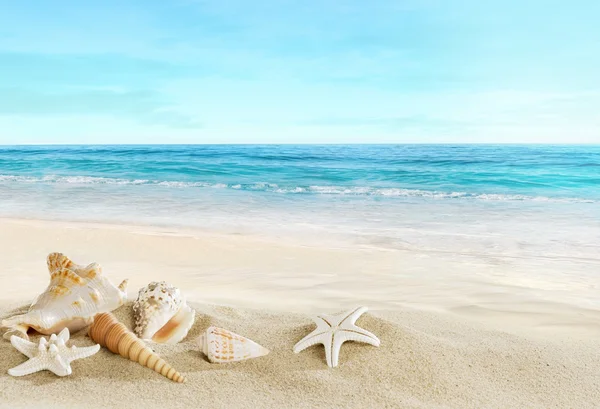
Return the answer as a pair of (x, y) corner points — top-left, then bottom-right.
(0, 218), (599, 408)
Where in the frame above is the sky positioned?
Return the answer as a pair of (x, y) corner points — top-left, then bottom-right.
(0, 0), (599, 144)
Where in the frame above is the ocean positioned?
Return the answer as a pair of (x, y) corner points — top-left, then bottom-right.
(1, 144), (599, 260)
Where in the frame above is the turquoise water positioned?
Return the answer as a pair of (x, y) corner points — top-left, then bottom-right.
(1, 144), (599, 200)
(0, 144), (599, 257)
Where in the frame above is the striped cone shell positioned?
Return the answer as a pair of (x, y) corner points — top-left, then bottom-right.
(88, 312), (186, 383)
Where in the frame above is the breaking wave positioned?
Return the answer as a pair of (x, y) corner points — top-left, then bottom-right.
(0, 174), (594, 203)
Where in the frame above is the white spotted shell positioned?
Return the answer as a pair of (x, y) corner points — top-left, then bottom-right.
(133, 281), (195, 344)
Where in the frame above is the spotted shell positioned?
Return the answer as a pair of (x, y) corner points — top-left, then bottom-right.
(132, 281), (195, 344)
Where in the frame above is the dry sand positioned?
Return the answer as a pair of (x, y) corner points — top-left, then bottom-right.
(0, 218), (599, 408)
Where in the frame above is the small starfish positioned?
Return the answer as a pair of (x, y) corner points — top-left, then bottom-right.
(293, 306), (380, 368)
(8, 328), (100, 377)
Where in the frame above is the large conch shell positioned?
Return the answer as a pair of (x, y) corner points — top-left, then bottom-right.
(88, 312), (186, 383)
(197, 326), (269, 363)
(133, 281), (195, 344)
(1, 253), (128, 341)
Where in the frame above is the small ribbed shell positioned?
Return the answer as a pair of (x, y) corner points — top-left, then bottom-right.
(196, 327), (269, 364)
(132, 281), (195, 344)
(88, 312), (186, 383)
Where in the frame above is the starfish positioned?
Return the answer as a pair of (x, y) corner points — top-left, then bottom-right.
(293, 306), (380, 368)
(8, 328), (100, 377)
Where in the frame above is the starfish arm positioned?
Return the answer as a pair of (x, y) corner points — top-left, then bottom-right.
(341, 306), (369, 326)
(293, 330), (328, 353)
(293, 317), (332, 353)
(47, 357), (71, 377)
(312, 317), (335, 332)
(318, 314), (343, 327)
(64, 344), (100, 362)
(57, 328), (70, 343)
(340, 327), (380, 347)
(8, 357), (48, 377)
(330, 332), (345, 368)
(10, 336), (38, 359)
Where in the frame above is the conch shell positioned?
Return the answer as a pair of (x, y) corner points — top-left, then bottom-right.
(2, 253), (128, 341)
(133, 281), (195, 344)
(197, 326), (269, 363)
(88, 312), (186, 383)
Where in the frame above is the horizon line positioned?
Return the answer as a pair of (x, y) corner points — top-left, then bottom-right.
(1, 142), (599, 147)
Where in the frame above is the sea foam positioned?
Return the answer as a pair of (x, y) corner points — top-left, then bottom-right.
(0, 174), (594, 203)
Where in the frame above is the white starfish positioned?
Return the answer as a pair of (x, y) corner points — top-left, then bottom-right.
(8, 328), (100, 377)
(293, 306), (380, 368)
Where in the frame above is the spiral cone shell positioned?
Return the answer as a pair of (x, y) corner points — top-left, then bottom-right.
(88, 312), (186, 383)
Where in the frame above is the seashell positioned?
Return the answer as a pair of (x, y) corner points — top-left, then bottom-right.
(133, 281), (195, 344)
(1, 253), (128, 341)
(196, 326), (269, 363)
(88, 312), (186, 383)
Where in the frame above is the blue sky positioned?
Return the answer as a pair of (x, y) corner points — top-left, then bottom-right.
(0, 0), (599, 144)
